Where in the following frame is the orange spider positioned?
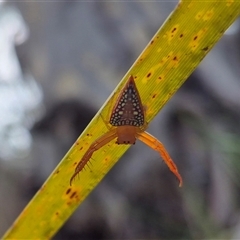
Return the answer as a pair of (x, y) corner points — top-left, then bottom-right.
(70, 75), (182, 186)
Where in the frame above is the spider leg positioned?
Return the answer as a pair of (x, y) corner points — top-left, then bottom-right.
(70, 128), (118, 185)
(99, 90), (119, 130)
(99, 114), (112, 130)
(136, 131), (182, 187)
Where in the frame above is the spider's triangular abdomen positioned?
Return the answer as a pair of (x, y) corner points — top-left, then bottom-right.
(110, 76), (144, 127)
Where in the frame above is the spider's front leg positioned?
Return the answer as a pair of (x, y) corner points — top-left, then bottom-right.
(136, 131), (182, 187)
(70, 128), (118, 185)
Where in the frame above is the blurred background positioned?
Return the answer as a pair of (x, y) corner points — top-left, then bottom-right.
(0, 1), (240, 239)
